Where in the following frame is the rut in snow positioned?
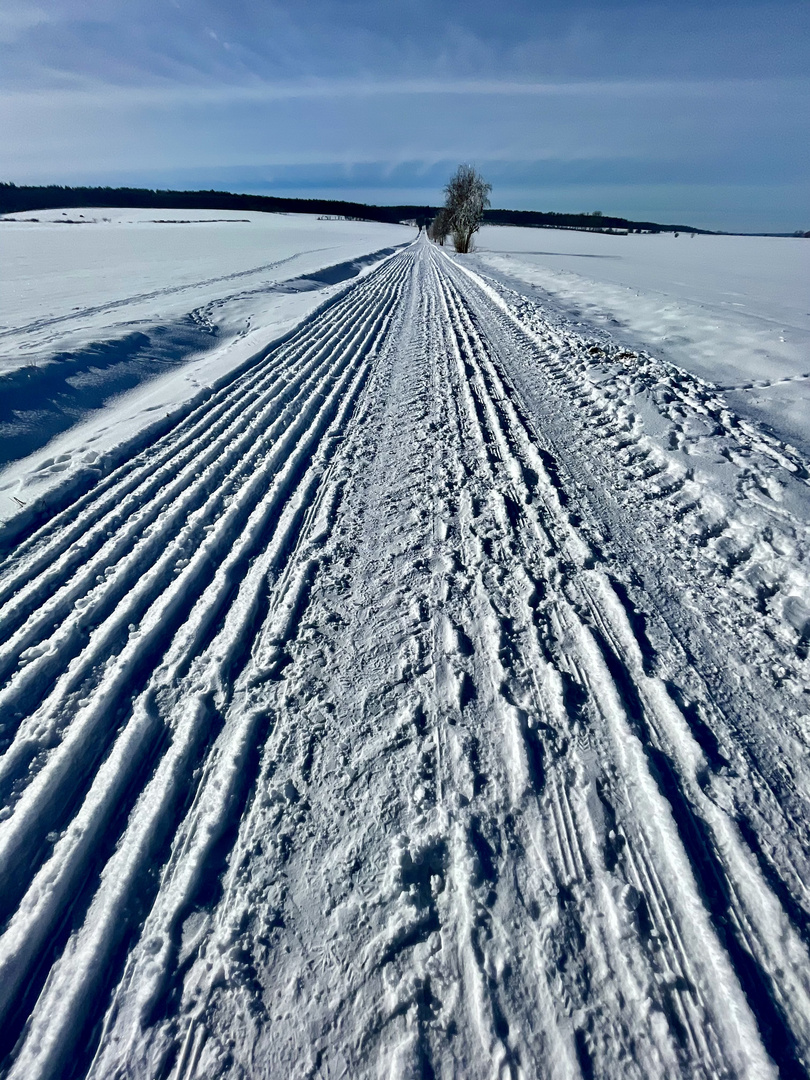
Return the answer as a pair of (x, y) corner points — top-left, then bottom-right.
(0, 237), (809, 1080)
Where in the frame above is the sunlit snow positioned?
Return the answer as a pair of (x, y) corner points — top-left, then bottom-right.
(0, 216), (808, 1080)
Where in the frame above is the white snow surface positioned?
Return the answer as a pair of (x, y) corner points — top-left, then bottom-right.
(0, 208), (408, 527)
(470, 226), (810, 455)
(0, 230), (810, 1080)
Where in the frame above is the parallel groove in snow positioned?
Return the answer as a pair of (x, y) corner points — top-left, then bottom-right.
(433, 255), (755, 1076)
(436, 250), (810, 1077)
(0, 238), (808, 1080)
(0, 255), (405, 759)
(0, 249), (414, 1074)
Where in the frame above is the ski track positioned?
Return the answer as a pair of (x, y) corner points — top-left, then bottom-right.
(0, 251), (309, 341)
(0, 237), (809, 1080)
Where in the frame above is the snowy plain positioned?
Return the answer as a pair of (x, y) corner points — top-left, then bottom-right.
(0, 209), (408, 530)
(0, 217), (809, 1080)
(471, 225), (810, 455)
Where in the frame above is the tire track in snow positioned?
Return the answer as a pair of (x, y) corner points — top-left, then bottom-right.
(486, 282), (810, 984)
(434, 255), (744, 1078)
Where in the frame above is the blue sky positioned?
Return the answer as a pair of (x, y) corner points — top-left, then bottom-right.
(1, 0), (807, 231)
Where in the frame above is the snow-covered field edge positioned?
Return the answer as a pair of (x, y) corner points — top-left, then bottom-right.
(0, 241), (410, 551)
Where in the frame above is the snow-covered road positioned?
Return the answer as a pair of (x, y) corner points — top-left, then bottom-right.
(1, 236), (810, 1080)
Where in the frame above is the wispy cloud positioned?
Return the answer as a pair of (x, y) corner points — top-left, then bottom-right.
(0, 7), (54, 44)
(0, 0), (807, 231)
(4, 74), (806, 109)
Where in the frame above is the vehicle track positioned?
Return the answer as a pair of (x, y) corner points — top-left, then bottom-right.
(0, 236), (808, 1080)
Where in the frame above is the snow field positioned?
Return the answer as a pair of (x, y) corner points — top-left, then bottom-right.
(0, 236), (808, 1078)
(0, 209), (408, 523)
(471, 226), (810, 455)
(0, 209), (409, 340)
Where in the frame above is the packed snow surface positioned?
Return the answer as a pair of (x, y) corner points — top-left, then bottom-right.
(1, 230), (810, 1080)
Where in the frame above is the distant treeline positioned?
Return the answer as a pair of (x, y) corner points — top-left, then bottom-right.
(483, 207), (711, 234)
(0, 184), (436, 226)
(0, 183), (711, 235)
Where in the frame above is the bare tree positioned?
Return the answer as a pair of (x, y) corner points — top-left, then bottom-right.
(443, 164), (491, 253)
(428, 207), (451, 246)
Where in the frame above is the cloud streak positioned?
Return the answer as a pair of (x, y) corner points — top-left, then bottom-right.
(0, 0), (807, 231)
(4, 75), (806, 108)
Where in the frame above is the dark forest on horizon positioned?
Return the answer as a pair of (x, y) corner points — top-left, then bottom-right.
(0, 182), (716, 235)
